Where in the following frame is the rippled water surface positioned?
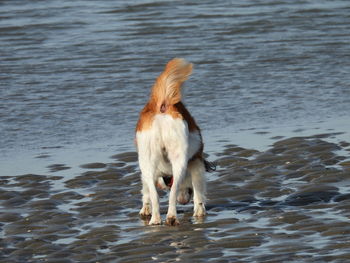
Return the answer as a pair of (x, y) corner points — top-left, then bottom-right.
(1, 0), (350, 153)
(1, 1), (350, 263)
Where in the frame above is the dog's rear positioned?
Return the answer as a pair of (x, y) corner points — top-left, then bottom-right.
(136, 58), (207, 226)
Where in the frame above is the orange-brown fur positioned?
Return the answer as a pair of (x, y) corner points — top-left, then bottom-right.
(136, 58), (196, 133)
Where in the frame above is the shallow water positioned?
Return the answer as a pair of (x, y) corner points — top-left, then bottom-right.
(1, 0), (350, 153)
(1, 1), (350, 262)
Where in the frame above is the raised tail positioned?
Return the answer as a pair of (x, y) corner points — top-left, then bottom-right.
(150, 58), (193, 113)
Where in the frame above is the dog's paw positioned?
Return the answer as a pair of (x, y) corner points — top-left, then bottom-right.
(148, 215), (162, 225)
(193, 203), (206, 217)
(139, 206), (152, 219)
(165, 216), (180, 226)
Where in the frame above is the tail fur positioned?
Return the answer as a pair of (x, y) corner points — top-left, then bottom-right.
(151, 58), (193, 112)
(204, 159), (216, 172)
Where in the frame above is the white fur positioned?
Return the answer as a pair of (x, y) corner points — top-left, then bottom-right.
(137, 114), (206, 225)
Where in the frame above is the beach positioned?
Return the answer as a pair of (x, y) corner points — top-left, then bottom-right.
(1, 0), (350, 262)
(1, 119), (350, 262)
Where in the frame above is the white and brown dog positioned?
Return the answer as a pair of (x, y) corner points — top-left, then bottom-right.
(135, 58), (214, 226)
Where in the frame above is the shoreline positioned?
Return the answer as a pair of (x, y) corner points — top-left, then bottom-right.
(1, 115), (349, 177)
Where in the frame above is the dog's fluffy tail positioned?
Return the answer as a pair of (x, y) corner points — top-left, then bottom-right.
(151, 58), (193, 112)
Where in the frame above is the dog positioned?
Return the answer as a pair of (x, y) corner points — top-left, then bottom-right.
(135, 58), (214, 226)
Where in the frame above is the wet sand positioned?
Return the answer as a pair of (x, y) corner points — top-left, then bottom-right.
(1, 133), (350, 263)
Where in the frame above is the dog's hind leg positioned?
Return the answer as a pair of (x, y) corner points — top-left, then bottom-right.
(188, 158), (206, 217)
(138, 171), (161, 225)
(139, 179), (151, 218)
(165, 148), (188, 226)
(139, 165), (161, 225)
(145, 178), (162, 225)
(137, 133), (162, 225)
(165, 163), (185, 226)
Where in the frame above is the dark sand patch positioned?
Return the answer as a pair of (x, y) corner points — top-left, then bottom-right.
(80, 163), (107, 169)
(47, 164), (71, 173)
